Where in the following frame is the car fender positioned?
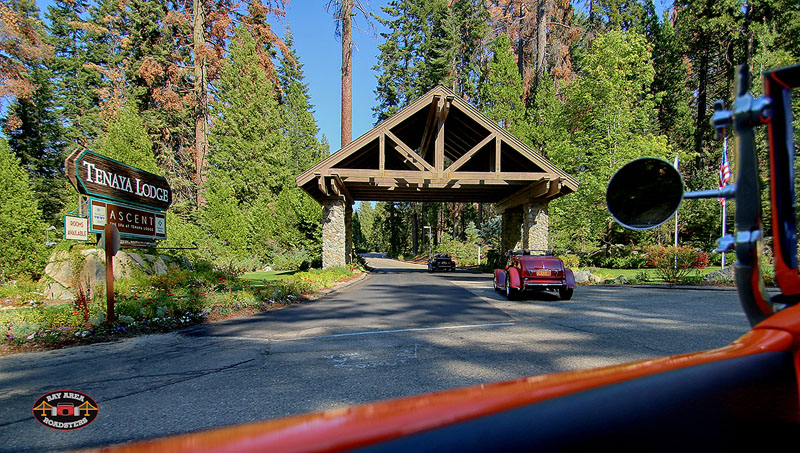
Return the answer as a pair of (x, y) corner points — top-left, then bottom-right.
(507, 268), (522, 290)
(564, 269), (577, 289)
(495, 269), (507, 287)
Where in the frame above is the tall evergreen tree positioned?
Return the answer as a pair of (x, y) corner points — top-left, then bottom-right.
(480, 34), (525, 131)
(207, 26), (288, 206)
(0, 139), (48, 280)
(278, 29), (329, 174)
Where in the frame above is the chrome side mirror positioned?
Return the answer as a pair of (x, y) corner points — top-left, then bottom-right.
(607, 157), (737, 230)
(606, 158), (684, 230)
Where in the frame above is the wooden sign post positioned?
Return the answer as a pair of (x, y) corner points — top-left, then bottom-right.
(103, 223), (120, 323)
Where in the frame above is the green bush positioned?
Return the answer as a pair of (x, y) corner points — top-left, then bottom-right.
(272, 248), (311, 271)
(647, 245), (705, 283)
(0, 140), (49, 280)
(559, 254), (580, 269)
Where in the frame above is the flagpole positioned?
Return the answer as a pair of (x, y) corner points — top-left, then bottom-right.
(674, 154), (679, 269)
(721, 137), (728, 269)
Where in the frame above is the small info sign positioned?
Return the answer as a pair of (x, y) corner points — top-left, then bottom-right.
(64, 216), (89, 241)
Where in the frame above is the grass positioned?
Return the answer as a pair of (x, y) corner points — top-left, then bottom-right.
(585, 266), (726, 283)
(243, 270), (299, 286)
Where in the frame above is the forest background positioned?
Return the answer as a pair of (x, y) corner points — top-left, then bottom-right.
(1, 0), (799, 281)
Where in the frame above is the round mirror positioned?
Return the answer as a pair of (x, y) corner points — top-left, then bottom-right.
(607, 158), (684, 230)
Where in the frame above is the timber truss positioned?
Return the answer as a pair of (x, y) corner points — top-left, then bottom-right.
(296, 85), (578, 211)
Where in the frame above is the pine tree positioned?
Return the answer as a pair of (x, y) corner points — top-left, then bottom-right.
(207, 26), (288, 206)
(278, 29), (328, 174)
(0, 0), (52, 103)
(480, 34), (525, 130)
(96, 103), (159, 173)
(0, 139), (48, 280)
(46, 0), (102, 153)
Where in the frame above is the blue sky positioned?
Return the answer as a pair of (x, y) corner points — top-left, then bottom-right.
(278, 0), (390, 152)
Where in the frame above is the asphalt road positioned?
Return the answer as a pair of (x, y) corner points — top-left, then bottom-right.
(0, 255), (751, 452)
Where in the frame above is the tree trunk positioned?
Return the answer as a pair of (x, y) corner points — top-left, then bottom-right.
(341, 0), (353, 147)
(694, 50), (709, 163)
(193, 0), (208, 208)
(535, 0), (550, 92)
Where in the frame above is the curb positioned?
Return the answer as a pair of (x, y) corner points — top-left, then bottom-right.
(307, 271), (370, 299)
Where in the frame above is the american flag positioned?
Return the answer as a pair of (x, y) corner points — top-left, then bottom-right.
(718, 144), (731, 204)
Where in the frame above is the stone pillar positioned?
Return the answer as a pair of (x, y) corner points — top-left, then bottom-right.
(522, 202), (549, 252)
(322, 199), (346, 268)
(501, 206), (523, 252)
(345, 202), (353, 264)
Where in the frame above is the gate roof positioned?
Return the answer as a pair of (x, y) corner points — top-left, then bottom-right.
(296, 85), (578, 210)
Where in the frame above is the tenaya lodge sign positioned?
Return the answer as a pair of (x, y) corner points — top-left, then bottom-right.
(66, 150), (172, 211)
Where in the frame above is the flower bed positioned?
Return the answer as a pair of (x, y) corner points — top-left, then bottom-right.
(0, 265), (363, 353)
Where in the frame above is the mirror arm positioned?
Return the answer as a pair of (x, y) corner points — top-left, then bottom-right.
(683, 185), (737, 200)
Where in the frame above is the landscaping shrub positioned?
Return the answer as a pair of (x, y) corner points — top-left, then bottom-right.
(272, 248), (312, 271)
(647, 245), (706, 282)
(559, 254), (580, 269)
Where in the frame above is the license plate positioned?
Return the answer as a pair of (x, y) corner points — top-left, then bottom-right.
(536, 269), (551, 276)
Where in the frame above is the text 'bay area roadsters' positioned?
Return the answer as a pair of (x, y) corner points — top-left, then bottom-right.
(493, 250), (577, 300)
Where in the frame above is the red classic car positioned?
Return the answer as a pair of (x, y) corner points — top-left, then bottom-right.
(493, 250), (576, 300)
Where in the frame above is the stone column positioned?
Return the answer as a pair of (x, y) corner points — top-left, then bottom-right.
(345, 202), (353, 264)
(322, 199), (346, 268)
(501, 206), (523, 252)
(522, 202), (549, 252)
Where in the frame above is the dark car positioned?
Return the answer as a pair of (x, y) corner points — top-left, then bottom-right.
(493, 250), (576, 300)
(427, 254), (456, 272)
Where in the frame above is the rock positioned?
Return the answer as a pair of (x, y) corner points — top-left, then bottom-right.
(79, 252), (106, 290)
(589, 273), (605, 284)
(574, 270), (591, 284)
(44, 281), (74, 300)
(704, 267), (735, 284)
(112, 252), (136, 280)
(45, 259), (73, 289)
(81, 248), (101, 256)
(616, 276), (629, 285)
(153, 257), (168, 275)
(127, 252), (147, 269)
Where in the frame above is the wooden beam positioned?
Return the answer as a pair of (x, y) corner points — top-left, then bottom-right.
(330, 174), (353, 202)
(418, 96), (440, 160)
(435, 97), (451, 175)
(379, 133), (385, 173)
(333, 168), (551, 183)
(495, 179), (550, 212)
(316, 174), (329, 196)
(385, 130), (436, 172)
(495, 136), (501, 173)
(444, 133), (496, 173)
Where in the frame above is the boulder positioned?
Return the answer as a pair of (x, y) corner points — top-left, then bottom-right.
(44, 281), (74, 300)
(79, 252), (106, 290)
(589, 273), (605, 284)
(574, 270), (592, 284)
(153, 257), (168, 275)
(44, 259), (73, 289)
(127, 252), (147, 269)
(704, 267), (735, 284)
